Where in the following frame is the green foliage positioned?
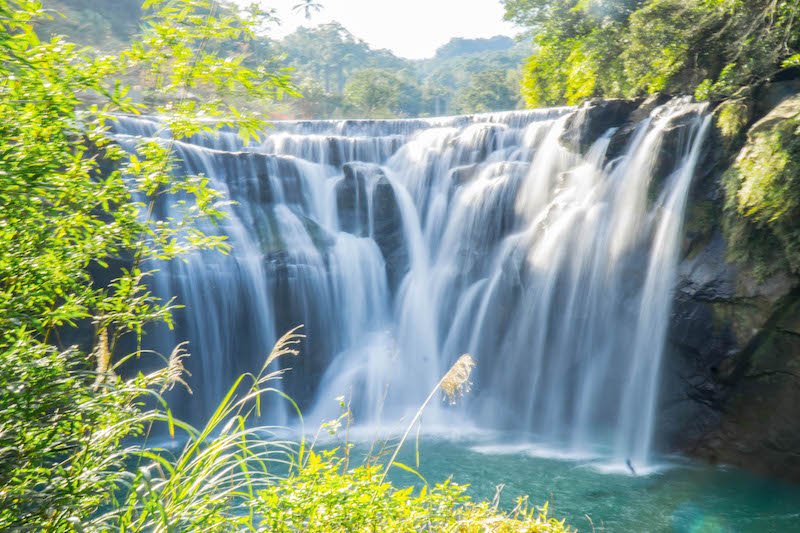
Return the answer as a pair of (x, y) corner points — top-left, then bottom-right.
(511, 0), (637, 106)
(343, 68), (421, 117)
(0, 337), (151, 527)
(281, 25), (527, 118)
(713, 97), (751, 146)
(434, 36), (516, 60)
(281, 22), (392, 97)
(257, 449), (569, 532)
(421, 41), (529, 115)
(452, 69), (521, 114)
(505, 0), (800, 105)
(105, 331), (570, 532)
(36, 3), (529, 118)
(51, 329), (558, 532)
(102, 329), (303, 531)
(723, 101), (800, 276)
(0, 0), (294, 529)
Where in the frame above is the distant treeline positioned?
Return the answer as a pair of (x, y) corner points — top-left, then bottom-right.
(38, 0), (528, 118)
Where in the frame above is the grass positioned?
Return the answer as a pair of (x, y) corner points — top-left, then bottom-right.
(85, 329), (572, 532)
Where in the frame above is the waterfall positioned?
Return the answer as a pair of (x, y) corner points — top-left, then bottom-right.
(112, 100), (710, 464)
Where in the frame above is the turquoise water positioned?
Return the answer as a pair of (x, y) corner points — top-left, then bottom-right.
(377, 435), (800, 532)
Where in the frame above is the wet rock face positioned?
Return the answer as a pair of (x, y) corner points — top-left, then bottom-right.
(371, 176), (409, 293)
(650, 107), (707, 186)
(560, 98), (640, 154)
(665, 227), (800, 480)
(606, 94), (672, 162)
(663, 83), (800, 481)
(265, 253), (338, 408)
(558, 96), (705, 188)
(334, 162), (409, 293)
(335, 162), (372, 236)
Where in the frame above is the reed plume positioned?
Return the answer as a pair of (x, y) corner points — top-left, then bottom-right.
(93, 327), (113, 389)
(379, 354), (476, 484)
(440, 354), (476, 404)
(160, 342), (191, 394)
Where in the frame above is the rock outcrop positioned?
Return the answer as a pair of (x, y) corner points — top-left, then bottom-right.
(664, 81), (800, 481)
(564, 85), (800, 481)
(559, 98), (639, 154)
(371, 175), (409, 292)
(336, 162), (372, 236)
(335, 162), (409, 292)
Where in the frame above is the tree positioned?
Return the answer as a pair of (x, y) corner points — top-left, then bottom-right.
(434, 35), (515, 60)
(344, 68), (421, 116)
(452, 69), (521, 114)
(281, 23), (370, 94)
(292, 0), (323, 20)
(504, 0), (800, 106)
(0, 0), (295, 528)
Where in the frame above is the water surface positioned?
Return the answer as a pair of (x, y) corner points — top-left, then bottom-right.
(379, 435), (800, 532)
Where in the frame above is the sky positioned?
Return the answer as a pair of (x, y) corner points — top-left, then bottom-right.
(236, 0), (519, 59)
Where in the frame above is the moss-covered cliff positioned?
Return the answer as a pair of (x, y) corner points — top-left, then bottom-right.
(665, 74), (800, 481)
(558, 73), (800, 481)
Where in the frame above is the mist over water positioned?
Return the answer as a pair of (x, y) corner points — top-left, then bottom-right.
(112, 100), (710, 468)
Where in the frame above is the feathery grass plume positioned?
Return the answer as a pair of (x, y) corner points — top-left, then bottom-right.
(100, 327), (306, 531)
(261, 326), (304, 375)
(92, 327), (113, 390)
(379, 354), (476, 485)
(160, 342), (191, 394)
(440, 354), (475, 404)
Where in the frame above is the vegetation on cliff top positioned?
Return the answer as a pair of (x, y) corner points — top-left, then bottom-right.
(503, 0), (800, 106)
(504, 0), (800, 281)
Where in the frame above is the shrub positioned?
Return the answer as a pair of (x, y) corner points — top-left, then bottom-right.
(256, 449), (569, 533)
(104, 332), (571, 532)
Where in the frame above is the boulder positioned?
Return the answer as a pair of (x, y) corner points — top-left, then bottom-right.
(372, 176), (409, 293)
(449, 164), (481, 186)
(560, 99), (639, 155)
(335, 162), (373, 236)
(606, 94), (672, 162)
(648, 106), (707, 190)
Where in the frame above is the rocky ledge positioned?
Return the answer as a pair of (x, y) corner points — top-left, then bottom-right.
(566, 76), (800, 481)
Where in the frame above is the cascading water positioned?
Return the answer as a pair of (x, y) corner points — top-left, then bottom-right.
(112, 99), (710, 466)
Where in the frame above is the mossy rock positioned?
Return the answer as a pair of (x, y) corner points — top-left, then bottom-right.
(722, 93), (800, 277)
(254, 208), (334, 256)
(712, 96), (752, 153)
(683, 200), (718, 259)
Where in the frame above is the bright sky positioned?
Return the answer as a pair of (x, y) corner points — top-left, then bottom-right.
(237, 0), (519, 59)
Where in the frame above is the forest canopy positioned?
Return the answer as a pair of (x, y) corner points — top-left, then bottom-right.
(503, 0), (800, 106)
